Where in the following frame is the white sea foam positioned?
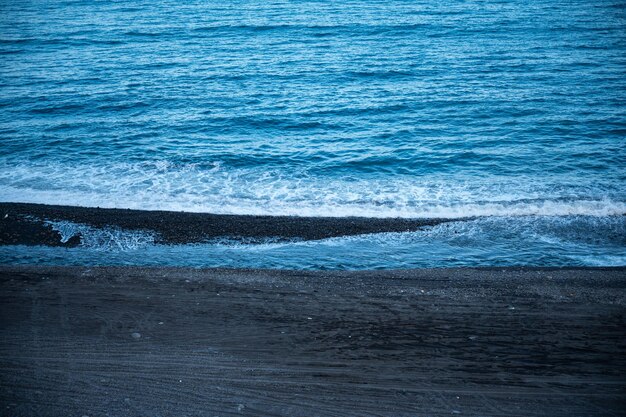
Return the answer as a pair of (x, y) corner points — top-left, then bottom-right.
(1, 160), (624, 218)
(46, 221), (155, 250)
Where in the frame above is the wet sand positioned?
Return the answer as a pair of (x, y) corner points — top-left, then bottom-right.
(0, 202), (454, 246)
(0, 266), (624, 416)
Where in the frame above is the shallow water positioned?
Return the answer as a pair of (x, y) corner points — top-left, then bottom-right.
(1, 0), (624, 267)
(1, 215), (624, 269)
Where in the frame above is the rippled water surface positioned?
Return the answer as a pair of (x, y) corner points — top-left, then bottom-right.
(0, 0), (624, 267)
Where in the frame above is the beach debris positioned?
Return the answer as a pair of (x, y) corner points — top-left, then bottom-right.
(237, 404), (246, 412)
(468, 336), (477, 340)
(508, 306), (515, 310)
(158, 321), (164, 325)
(131, 332), (141, 339)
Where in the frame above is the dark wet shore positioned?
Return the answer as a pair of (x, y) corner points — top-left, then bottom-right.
(0, 202), (453, 246)
(0, 266), (624, 416)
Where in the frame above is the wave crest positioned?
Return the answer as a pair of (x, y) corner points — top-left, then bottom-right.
(1, 160), (624, 218)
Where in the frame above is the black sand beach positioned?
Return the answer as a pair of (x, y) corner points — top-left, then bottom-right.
(0, 202), (454, 246)
(1, 266), (624, 416)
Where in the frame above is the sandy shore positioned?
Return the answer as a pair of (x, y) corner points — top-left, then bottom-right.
(0, 266), (624, 416)
(0, 202), (454, 246)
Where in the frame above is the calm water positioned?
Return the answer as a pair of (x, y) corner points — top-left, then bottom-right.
(1, 0), (624, 268)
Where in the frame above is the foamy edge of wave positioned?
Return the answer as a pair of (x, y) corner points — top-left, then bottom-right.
(4, 189), (625, 219)
(1, 160), (624, 218)
(46, 221), (155, 250)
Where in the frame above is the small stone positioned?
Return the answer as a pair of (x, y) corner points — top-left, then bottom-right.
(131, 332), (141, 339)
(307, 317), (312, 320)
(237, 404), (245, 412)
(158, 322), (164, 325)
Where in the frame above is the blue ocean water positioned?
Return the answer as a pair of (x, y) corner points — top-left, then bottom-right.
(0, 0), (625, 268)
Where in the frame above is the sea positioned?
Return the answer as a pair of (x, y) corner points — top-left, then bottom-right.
(0, 0), (624, 269)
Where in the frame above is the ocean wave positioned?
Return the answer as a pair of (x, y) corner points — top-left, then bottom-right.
(0, 160), (624, 219)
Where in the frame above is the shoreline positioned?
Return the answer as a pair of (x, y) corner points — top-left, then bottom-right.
(1, 265), (624, 415)
(0, 202), (457, 246)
